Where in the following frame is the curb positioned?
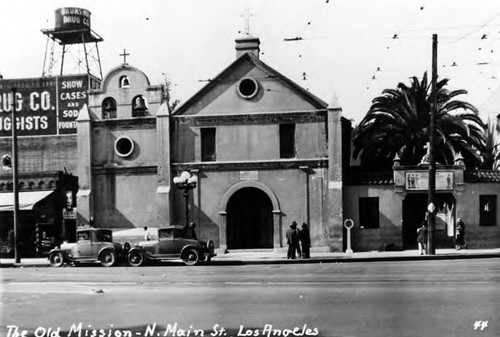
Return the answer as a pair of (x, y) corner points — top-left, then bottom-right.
(209, 252), (500, 266)
(1, 252), (499, 268)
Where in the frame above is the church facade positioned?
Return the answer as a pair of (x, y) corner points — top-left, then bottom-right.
(76, 36), (350, 253)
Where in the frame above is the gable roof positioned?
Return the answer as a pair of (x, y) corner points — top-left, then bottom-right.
(173, 52), (328, 115)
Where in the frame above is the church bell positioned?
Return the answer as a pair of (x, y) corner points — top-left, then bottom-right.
(103, 101), (115, 112)
(133, 96), (148, 115)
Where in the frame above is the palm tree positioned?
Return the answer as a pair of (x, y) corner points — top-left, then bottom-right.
(353, 72), (486, 170)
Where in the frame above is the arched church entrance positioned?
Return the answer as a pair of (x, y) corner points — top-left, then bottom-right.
(226, 187), (274, 249)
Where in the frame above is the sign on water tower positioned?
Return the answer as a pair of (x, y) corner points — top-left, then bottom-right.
(54, 7), (91, 31)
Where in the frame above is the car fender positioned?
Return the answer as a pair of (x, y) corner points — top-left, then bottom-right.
(47, 248), (72, 262)
(128, 246), (145, 253)
(128, 246), (152, 259)
(180, 244), (200, 256)
(97, 246), (118, 259)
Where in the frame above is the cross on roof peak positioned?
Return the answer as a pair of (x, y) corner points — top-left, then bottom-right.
(241, 6), (254, 36)
(120, 49), (130, 64)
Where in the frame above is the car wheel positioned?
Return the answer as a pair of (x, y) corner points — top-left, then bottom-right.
(128, 250), (144, 267)
(182, 248), (200, 266)
(49, 252), (64, 267)
(100, 250), (116, 267)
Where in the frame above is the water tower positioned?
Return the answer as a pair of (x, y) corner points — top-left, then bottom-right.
(41, 7), (103, 79)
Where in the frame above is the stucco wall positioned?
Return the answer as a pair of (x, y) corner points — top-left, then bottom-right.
(170, 168), (330, 249)
(92, 172), (160, 228)
(172, 121), (327, 163)
(455, 183), (500, 248)
(91, 122), (157, 167)
(344, 185), (402, 251)
(179, 62), (319, 116)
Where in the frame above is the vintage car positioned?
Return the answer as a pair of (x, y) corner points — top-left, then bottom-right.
(47, 228), (123, 267)
(127, 225), (216, 266)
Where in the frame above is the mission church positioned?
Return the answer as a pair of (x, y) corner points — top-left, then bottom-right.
(76, 35), (350, 253)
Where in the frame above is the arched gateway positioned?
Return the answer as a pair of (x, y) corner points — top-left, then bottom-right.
(219, 181), (281, 252)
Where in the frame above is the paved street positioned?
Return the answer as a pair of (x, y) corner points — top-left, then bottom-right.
(1, 259), (499, 337)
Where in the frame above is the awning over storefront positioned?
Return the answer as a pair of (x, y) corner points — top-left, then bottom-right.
(0, 190), (54, 212)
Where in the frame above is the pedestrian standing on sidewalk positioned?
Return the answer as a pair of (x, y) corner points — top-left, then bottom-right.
(299, 223), (311, 259)
(416, 222), (427, 255)
(455, 218), (466, 250)
(286, 221), (301, 259)
(183, 222), (198, 240)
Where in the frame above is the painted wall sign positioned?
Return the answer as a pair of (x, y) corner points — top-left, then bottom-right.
(0, 75), (100, 137)
(239, 171), (259, 181)
(405, 171), (454, 191)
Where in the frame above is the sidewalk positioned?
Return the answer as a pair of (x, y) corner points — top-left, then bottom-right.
(1, 248), (499, 267)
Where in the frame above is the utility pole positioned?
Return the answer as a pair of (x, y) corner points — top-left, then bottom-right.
(427, 34), (438, 255)
(11, 88), (21, 263)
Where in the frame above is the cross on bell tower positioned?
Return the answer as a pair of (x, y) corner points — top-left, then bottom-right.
(120, 49), (130, 64)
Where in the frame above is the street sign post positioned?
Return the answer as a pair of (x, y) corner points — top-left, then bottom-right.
(344, 219), (354, 254)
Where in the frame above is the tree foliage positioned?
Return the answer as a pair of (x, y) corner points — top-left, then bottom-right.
(353, 72), (486, 170)
(163, 74), (180, 113)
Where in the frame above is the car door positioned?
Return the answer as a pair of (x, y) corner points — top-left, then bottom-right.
(173, 228), (190, 256)
(90, 230), (112, 257)
(157, 228), (175, 256)
(74, 230), (92, 258)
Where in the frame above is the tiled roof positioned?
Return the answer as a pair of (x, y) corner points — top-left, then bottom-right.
(346, 168), (500, 185)
(465, 170), (500, 183)
(345, 168), (394, 186)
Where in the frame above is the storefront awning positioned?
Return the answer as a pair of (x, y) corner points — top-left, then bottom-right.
(0, 190), (54, 212)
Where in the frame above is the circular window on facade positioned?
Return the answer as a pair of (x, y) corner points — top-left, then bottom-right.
(114, 136), (135, 158)
(237, 77), (259, 99)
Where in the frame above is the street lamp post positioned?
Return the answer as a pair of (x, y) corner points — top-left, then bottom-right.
(173, 171), (198, 226)
(11, 88), (21, 263)
(427, 34), (438, 255)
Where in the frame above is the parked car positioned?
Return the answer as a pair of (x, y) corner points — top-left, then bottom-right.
(47, 228), (123, 267)
(127, 225), (216, 266)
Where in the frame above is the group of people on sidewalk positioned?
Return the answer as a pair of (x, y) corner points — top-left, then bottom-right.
(286, 221), (311, 259)
(417, 218), (466, 255)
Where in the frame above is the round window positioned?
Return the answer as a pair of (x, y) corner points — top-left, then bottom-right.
(114, 136), (134, 158)
(237, 78), (259, 99)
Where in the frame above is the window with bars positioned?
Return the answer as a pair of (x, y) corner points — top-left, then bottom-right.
(201, 128), (216, 162)
(480, 195), (497, 226)
(279, 123), (296, 159)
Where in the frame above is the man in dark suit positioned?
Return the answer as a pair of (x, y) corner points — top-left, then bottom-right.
(286, 221), (301, 259)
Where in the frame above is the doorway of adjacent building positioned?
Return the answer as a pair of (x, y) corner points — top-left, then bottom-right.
(226, 187), (273, 249)
(402, 193), (455, 249)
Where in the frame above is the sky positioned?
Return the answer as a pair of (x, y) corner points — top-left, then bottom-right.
(1, 0), (500, 124)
